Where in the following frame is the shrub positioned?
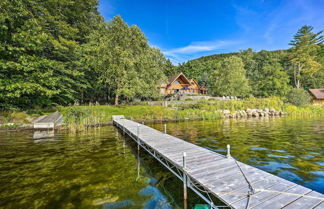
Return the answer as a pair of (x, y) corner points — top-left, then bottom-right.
(10, 112), (30, 123)
(286, 88), (311, 107)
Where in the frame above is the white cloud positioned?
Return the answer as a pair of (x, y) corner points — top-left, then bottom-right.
(263, 0), (324, 45)
(163, 40), (235, 55)
(161, 40), (239, 64)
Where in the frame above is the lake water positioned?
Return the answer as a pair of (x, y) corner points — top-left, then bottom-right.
(0, 116), (323, 208)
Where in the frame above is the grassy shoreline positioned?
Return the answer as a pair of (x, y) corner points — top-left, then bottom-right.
(1, 98), (323, 131)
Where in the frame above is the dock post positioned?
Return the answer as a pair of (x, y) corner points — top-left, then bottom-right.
(226, 144), (232, 159)
(164, 124), (167, 134)
(183, 152), (187, 209)
(122, 121), (125, 135)
(123, 138), (125, 154)
(210, 201), (215, 209)
(136, 143), (140, 181)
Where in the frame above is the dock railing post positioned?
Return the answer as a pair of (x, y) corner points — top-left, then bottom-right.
(226, 144), (232, 159)
(164, 124), (167, 134)
(183, 152), (187, 208)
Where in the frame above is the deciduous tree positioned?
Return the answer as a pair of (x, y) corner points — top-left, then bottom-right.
(209, 56), (251, 97)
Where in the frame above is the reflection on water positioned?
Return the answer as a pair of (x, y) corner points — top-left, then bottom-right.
(0, 116), (323, 209)
(0, 128), (180, 209)
(33, 130), (55, 140)
(150, 116), (324, 193)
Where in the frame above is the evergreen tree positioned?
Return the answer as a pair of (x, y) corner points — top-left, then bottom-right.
(289, 26), (323, 88)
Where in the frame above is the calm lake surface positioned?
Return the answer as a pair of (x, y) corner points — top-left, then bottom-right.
(0, 116), (323, 208)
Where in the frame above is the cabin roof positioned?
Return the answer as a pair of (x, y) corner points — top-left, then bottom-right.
(309, 88), (324, 99)
(167, 72), (191, 85)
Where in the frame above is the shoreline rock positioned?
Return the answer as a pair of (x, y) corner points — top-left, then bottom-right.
(220, 108), (285, 118)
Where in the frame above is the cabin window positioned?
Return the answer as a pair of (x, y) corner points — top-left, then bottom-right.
(174, 81), (181, 84)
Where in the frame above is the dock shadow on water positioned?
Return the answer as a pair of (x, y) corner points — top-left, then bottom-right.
(0, 116), (323, 208)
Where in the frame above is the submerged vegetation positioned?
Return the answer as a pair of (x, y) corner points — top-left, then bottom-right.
(1, 117), (323, 207)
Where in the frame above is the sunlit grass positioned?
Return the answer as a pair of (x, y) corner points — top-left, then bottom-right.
(58, 97), (324, 132)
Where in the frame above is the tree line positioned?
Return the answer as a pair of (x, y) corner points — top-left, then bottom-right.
(178, 26), (324, 98)
(0, 0), (323, 110)
(0, 0), (171, 109)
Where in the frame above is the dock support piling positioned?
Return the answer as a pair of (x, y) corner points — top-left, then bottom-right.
(136, 145), (140, 181)
(183, 152), (187, 209)
(226, 144), (231, 159)
(122, 121), (125, 135)
(164, 124), (167, 134)
(123, 138), (125, 154)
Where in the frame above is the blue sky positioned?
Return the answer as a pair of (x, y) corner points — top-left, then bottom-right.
(99, 0), (324, 64)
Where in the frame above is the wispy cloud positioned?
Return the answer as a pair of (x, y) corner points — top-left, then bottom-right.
(231, 0), (324, 50)
(164, 40), (235, 55)
(263, 0), (324, 45)
(161, 40), (239, 64)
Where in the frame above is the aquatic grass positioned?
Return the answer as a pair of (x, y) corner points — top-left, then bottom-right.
(0, 123), (21, 130)
(284, 104), (324, 116)
(59, 105), (224, 131)
(56, 97), (323, 131)
(0, 111), (30, 124)
(175, 97), (285, 112)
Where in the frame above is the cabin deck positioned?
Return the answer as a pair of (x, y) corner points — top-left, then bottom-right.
(112, 115), (324, 209)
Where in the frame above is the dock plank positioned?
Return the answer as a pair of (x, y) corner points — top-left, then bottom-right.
(252, 185), (311, 209)
(282, 191), (324, 209)
(112, 117), (324, 209)
(313, 201), (324, 209)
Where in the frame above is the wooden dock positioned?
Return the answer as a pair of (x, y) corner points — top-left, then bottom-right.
(33, 111), (63, 129)
(112, 115), (324, 209)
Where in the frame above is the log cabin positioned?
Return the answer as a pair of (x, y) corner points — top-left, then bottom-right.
(309, 89), (324, 105)
(160, 72), (207, 95)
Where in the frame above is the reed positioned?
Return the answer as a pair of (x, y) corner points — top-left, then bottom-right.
(58, 97), (324, 131)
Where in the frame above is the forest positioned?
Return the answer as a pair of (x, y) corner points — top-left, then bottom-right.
(178, 41), (324, 98)
(0, 0), (323, 110)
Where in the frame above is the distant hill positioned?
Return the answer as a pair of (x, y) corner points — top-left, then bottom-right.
(177, 49), (288, 80)
(189, 51), (239, 63)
